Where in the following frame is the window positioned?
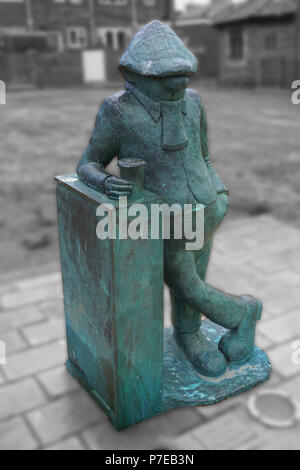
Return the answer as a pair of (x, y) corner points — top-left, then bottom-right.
(106, 31), (113, 49)
(117, 31), (125, 50)
(229, 28), (245, 61)
(53, 1), (83, 3)
(67, 27), (87, 49)
(98, 0), (128, 5)
(97, 27), (130, 50)
(265, 34), (277, 51)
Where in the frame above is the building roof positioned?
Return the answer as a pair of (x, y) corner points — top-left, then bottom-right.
(214, 0), (298, 26)
(176, 1), (232, 25)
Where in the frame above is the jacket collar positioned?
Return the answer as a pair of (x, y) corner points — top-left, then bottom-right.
(125, 82), (187, 123)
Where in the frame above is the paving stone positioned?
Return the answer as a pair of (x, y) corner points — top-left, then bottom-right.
(38, 366), (79, 397)
(3, 340), (66, 380)
(285, 251), (300, 271)
(44, 436), (86, 451)
(0, 306), (44, 333)
(16, 273), (62, 291)
(189, 413), (257, 450)
(39, 298), (64, 318)
(206, 268), (251, 294)
(0, 378), (46, 420)
(268, 341), (300, 378)
(211, 251), (254, 270)
(0, 417), (38, 450)
(196, 371), (278, 421)
(258, 310), (300, 344)
(256, 332), (274, 351)
(255, 424), (300, 450)
(1, 283), (63, 310)
(22, 318), (65, 346)
(160, 434), (204, 450)
(27, 390), (105, 445)
(262, 292), (295, 317)
(0, 283), (16, 298)
(0, 263), (60, 286)
(137, 407), (203, 437)
(86, 407), (200, 449)
(262, 370), (281, 387)
(270, 270), (300, 287)
(247, 217), (298, 242)
(277, 375), (300, 404)
(196, 394), (243, 420)
(82, 421), (159, 450)
(250, 254), (290, 275)
(223, 407), (275, 450)
(259, 309), (273, 321)
(0, 330), (27, 355)
(264, 229), (300, 249)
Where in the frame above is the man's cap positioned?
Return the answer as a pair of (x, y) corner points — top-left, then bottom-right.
(119, 21), (198, 77)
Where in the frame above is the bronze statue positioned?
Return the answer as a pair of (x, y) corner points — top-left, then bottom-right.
(77, 21), (262, 377)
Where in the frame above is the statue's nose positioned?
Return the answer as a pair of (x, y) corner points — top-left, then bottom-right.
(168, 76), (190, 91)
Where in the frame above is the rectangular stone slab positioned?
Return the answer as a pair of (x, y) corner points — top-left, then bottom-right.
(56, 174), (164, 430)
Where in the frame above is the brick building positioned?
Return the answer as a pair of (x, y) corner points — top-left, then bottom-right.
(0, 0), (174, 52)
(214, 0), (300, 87)
(175, 0), (231, 80)
(0, 0), (174, 86)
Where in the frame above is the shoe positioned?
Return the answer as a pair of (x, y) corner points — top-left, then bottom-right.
(218, 295), (262, 363)
(174, 329), (227, 377)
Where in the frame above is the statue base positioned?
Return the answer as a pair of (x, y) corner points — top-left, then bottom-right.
(66, 320), (271, 429)
(163, 320), (271, 411)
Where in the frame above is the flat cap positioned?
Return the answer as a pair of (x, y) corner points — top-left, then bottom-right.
(119, 21), (198, 77)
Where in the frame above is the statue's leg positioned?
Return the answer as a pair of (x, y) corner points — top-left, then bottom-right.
(170, 238), (212, 334)
(165, 238), (261, 366)
(169, 239), (227, 377)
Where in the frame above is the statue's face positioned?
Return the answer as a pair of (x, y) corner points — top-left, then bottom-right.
(147, 75), (190, 101)
(124, 69), (191, 101)
(162, 76), (190, 92)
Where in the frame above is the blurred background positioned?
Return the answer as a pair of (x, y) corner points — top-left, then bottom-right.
(0, 0), (300, 451)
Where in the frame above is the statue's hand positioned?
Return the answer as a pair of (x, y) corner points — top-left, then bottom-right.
(105, 176), (133, 200)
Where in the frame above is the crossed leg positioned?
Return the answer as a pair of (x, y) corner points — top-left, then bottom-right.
(165, 237), (261, 376)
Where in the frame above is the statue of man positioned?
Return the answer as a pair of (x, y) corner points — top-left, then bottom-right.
(77, 21), (262, 377)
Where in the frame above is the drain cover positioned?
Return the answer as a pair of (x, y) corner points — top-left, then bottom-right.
(248, 390), (300, 428)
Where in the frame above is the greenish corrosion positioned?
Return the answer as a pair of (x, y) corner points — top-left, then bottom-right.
(56, 175), (164, 430)
(56, 175), (270, 430)
(57, 21), (271, 430)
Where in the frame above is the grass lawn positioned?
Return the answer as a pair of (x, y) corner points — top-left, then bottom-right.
(1, 83), (299, 273)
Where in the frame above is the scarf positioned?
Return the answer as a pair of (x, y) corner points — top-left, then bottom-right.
(161, 100), (189, 151)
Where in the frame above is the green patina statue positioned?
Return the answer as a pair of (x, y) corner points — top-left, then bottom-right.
(77, 21), (263, 378)
(56, 20), (271, 429)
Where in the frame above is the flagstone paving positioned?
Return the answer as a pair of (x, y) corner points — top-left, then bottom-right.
(0, 214), (299, 450)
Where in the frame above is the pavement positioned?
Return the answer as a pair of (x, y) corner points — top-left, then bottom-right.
(0, 214), (299, 450)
